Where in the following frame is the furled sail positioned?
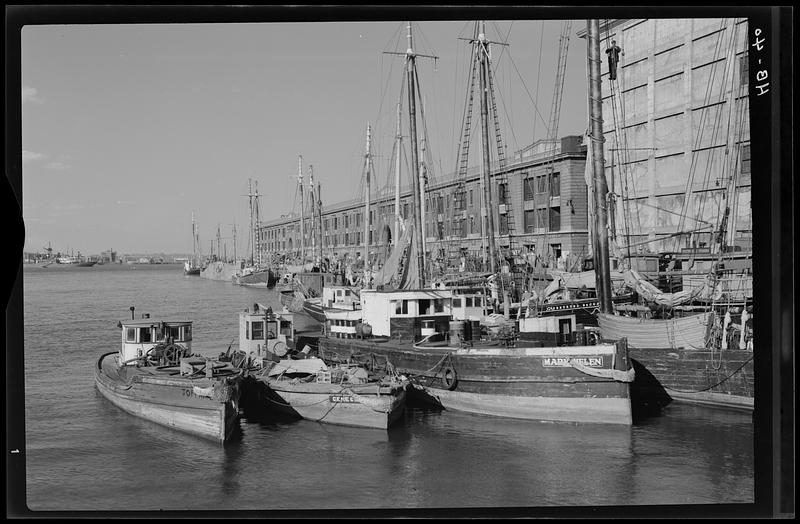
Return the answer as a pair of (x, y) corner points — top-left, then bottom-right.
(621, 268), (722, 307)
(375, 217), (420, 289)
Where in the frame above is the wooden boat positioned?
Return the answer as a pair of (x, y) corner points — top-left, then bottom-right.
(235, 304), (403, 428)
(184, 262), (201, 276)
(318, 288), (634, 425)
(247, 357), (406, 429)
(234, 266), (277, 288)
(200, 260), (238, 281)
(184, 214), (203, 275)
(94, 316), (244, 442)
(597, 307), (754, 411)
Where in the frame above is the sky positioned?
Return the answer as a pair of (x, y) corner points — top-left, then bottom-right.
(20, 12), (595, 256)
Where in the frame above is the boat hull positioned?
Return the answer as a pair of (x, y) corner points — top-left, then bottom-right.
(627, 349), (754, 411)
(245, 375), (405, 429)
(94, 352), (242, 442)
(234, 269), (277, 287)
(598, 312), (753, 411)
(319, 338), (633, 425)
(200, 261), (238, 282)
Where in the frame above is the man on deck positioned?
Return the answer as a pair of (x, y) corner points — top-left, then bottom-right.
(605, 40), (623, 80)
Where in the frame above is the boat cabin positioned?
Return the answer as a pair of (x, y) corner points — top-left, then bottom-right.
(119, 319), (193, 364)
(360, 288), (453, 340)
(450, 289), (489, 321)
(239, 303), (295, 359)
(322, 285), (360, 310)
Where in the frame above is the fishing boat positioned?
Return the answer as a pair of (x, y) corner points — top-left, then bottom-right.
(200, 260), (238, 282)
(234, 303), (403, 429)
(233, 180), (279, 288)
(246, 357), (406, 429)
(184, 213), (202, 275)
(316, 21), (634, 426)
(597, 270), (754, 411)
(94, 313), (244, 442)
(589, 17), (754, 412)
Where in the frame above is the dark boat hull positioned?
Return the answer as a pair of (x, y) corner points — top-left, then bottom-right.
(597, 312), (754, 411)
(627, 348), (754, 411)
(318, 337), (633, 425)
(235, 269), (277, 288)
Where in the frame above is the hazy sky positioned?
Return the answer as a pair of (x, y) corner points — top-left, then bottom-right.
(21, 16), (594, 256)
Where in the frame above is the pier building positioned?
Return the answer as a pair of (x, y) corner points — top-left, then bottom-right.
(578, 18), (751, 256)
(258, 135), (590, 268)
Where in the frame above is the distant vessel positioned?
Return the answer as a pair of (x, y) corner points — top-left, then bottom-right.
(94, 312), (243, 442)
(234, 179), (278, 288)
(184, 213), (202, 276)
(200, 260), (238, 282)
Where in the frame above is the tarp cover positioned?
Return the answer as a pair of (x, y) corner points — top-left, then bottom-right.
(267, 357), (328, 377)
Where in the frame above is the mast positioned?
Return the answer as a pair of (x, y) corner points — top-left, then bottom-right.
(309, 164), (316, 265)
(405, 23), (426, 286)
(477, 21), (498, 274)
(298, 155), (305, 262)
(254, 180), (261, 266)
(191, 212), (197, 262)
(586, 19), (613, 313)
(394, 98), (403, 246)
(232, 222), (237, 263)
(363, 123), (373, 267)
(316, 180), (323, 266)
(247, 179), (254, 265)
(385, 22), (437, 286)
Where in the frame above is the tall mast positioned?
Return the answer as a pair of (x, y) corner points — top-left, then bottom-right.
(406, 23), (426, 286)
(191, 212), (197, 260)
(394, 98), (403, 246)
(298, 155), (305, 262)
(316, 180), (323, 265)
(477, 21), (498, 274)
(232, 222), (237, 263)
(247, 178), (254, 264)
(309, 164), (316, 265)
(254, 180), (261, 266)
(385, 22), (437, 286)
(363, 123), (373, 266)
(586, 19), (613, 312)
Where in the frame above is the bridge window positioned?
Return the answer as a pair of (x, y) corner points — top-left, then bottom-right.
(140, 328), (152, 343)
(126, 328), (136, 343)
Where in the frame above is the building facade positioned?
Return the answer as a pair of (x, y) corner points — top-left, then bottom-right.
(579, 18), (751, 256)
(258, 135), (590, 269)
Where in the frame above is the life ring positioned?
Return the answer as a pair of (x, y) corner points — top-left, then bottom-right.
(271, 341), (288, 357)
(442, 366), (458, 391)
(587, 331), (600, 345)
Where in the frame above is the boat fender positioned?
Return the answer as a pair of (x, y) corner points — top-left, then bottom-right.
(271, 341), (288, 357)
(442, 366), (458, 391)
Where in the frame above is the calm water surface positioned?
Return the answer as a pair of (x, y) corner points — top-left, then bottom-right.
(17, 264), (754, 514)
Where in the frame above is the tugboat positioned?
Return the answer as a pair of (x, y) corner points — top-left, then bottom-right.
(94, 308), (243, 442)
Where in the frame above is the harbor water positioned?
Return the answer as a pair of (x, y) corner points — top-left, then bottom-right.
(16, 263), (755, 514)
